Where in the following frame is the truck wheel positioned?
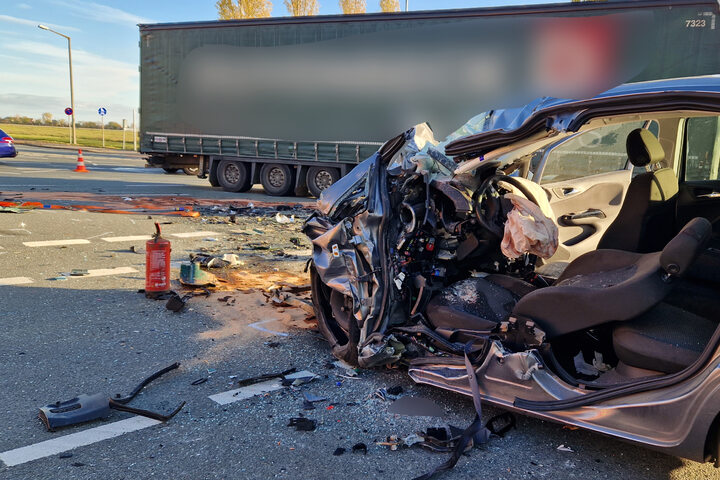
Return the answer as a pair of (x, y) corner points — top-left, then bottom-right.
(307, 166), (340, 198)
(218, 160), (252, 192)
(260, 163), (294, 196)
(163, 168), (178, 174)
(183, 166), (199, 175)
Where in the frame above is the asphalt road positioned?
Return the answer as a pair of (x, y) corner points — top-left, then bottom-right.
(0, 146), (718, 480)
(0, 144), (306, 203)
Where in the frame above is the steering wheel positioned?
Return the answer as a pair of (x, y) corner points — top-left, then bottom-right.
(472, 173), (543, 239)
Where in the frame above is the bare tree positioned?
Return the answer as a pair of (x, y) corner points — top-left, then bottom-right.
(379, 0), (400, 12)
(339, 0), (365, 14)
(41, 112), (53, 125)
(216, 0), (273, 19)
(284, 0), (319, 16)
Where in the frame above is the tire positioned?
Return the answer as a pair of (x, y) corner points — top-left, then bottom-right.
(217, 160), (252, 192)
(307, 166), (340, 198)
(208, 160), (220, 187)
(260, 163), (294, 196)
(183, 166), (199, 175)
(162, 168), (178, 174)
(310, 267), (359, 366)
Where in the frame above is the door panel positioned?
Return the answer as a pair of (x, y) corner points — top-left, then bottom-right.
(544, 170), (632, 262)
(677, 181), (720, 246)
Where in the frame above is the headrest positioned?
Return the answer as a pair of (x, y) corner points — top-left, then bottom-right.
(626, 128), (665, 167)
(660, 217), (712, 277)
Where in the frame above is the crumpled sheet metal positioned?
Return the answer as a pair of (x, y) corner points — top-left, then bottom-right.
(501, 193), (558, 259)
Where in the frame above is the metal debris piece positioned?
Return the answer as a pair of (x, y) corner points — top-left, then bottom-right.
(288, 417), (317, 432)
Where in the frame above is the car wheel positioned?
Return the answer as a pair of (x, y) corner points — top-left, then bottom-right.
(260, 163), (294, 196)
(306, 166), (340, 198)
(183, 166), (199, 175)
(310, 267), (359, 366)
(162, 168), (178, 174)
(217, 160), (252, 192)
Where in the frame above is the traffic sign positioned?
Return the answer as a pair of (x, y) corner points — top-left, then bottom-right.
(98, 107), (107, 116)
(64, 107), (73, 116)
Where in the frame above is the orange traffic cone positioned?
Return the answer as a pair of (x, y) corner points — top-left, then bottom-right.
(74, 149), (89, 172)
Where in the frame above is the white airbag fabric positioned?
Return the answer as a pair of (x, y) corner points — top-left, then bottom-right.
(501, 193), (558, 259)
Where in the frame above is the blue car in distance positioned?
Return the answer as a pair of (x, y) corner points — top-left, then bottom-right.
(0, 128), (17, 157)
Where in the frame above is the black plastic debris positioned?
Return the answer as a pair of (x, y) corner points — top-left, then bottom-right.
(191, 378), (209, 386)
(38, 363), (185, 431)
(237, 368), (297, 388)
(387, 386), (404, 396)
(288, 417), (317, 432)
(333, 447), (346, 456)
(352, 443), (368, 455)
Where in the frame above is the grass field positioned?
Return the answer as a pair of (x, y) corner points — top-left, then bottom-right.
(0, 123), (139, 150)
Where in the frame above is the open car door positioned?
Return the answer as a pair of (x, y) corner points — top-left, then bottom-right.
(532, 120), (656, 263)
(677, 114), (720, 282)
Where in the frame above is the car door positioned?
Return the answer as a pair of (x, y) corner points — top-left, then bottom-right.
(676, 114), (720, 281)
(532, 120), (654, 263)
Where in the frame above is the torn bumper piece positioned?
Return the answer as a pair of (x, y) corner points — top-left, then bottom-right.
(38, 363), (185, 431)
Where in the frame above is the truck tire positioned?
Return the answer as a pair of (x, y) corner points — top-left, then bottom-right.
(307, 166), (340, 198)
(260, 163), (294, 196)
(183, 166), (199, 175)
(163, 168), (178, 174)
(218, 160), (252, 192)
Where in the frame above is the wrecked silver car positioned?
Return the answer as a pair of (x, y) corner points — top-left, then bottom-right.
(303, 76), (720, 470)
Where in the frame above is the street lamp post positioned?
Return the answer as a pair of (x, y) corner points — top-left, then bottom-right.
(38, 24), (76, 145)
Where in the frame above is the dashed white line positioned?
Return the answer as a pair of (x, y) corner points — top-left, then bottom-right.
(208, 371), (317, 406)
(0, 277), (33, 286)
(101, 235), (152, 243)
(170, 231), (219, 238)
(23, 239), (91, 247)
(0, 416), (161, 467)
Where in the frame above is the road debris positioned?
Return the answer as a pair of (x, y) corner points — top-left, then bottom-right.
(288, 417), (317, 432)
(557, 444), (575, 453)
(38, 363), (185, 431)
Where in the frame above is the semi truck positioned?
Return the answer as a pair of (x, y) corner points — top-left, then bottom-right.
(138, 0), (720, 197)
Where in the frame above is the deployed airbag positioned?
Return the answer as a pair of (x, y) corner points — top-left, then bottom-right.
(501, 193), (558, 259)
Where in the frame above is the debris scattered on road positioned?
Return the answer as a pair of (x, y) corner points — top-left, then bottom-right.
(557, 444), (575, 453)
(288, 417), (317, 432)
(352, 443), (368, 455)
(179, 262), (217, 287)
(333, 447), (345, 456)
(38, 363), (185, 431)
(236, 367), (297, 388)
(275, 213), (295, 224)
(191, 378), (209, 386)
(69, 269), (89, 276)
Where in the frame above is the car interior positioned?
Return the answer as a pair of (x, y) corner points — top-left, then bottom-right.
(424, 111), (720, 386)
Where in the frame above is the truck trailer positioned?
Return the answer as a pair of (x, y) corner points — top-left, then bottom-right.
(138, 0), (720, 197)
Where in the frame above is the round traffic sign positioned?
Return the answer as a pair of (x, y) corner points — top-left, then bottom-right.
(64, 107), (73, 116)
(98, 107), (107, 116)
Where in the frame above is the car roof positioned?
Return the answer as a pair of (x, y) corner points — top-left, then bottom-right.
(445, 75), (720, 158)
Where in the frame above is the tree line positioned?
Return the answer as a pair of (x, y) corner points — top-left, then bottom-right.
(1, 114), (125, 130)
(216, 0), (401, 19)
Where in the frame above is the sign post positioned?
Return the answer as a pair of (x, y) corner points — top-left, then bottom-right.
(64, 107), (73, 144)
(98, 107), (107, 148)
(122, 119), (127, 150)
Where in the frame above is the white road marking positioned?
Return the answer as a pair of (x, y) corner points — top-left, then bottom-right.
(101, 235), (152, 243)
(23, 239), (90, 247)
(68, 267), (138, 278)
(87, 231), (113, 240)
(170, 231), (219, 238)
(0, 416), (161, 467)
(248, 318), (289, 337)
(208, 371), (317, 406)
(0, 277), (33, 286)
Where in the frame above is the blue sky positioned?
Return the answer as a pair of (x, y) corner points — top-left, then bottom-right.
(0, 0), (543, 123)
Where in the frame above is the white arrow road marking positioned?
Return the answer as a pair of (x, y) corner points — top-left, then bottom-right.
(0, 416), (161, 467)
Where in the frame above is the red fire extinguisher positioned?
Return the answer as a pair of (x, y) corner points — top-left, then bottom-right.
(145, 222), (171, 297)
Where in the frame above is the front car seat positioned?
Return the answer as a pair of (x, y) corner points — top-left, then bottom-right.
(513, 217), (711, 338)
(598, 128), (679, 253)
